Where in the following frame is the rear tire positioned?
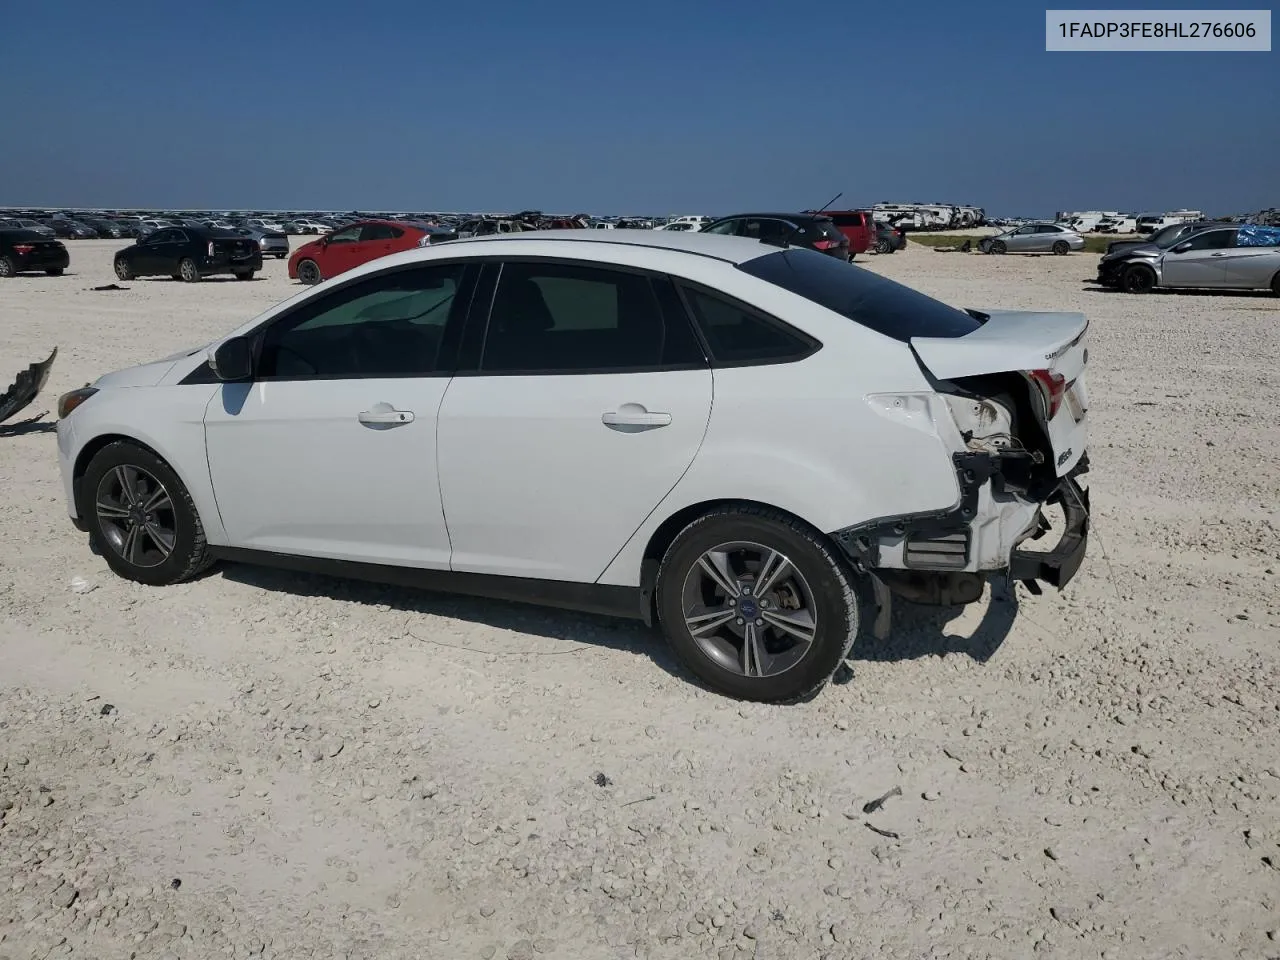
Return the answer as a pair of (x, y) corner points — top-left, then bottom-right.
(0, 256), (16, 278)
(875, 239), (892, 254)
(1122, 264), (1156, 294)
(80, 441), (215, 587)
(1271, 272), (1280, 296)
(234, 270), (254, 281)
(275, 253), (286, 259)
(113, 258), (132, 281)
(655, 505), (860, 703)
(178, 258), (200, 282)
(1052, 240), (1070, 256)
(296, 259), (322, 285)
(45, 267), (65, 276)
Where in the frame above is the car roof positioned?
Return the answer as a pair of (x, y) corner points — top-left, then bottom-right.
(434, 228), (778, 264)
(0, 229), (47, 240)
(711, 212), (832, 222)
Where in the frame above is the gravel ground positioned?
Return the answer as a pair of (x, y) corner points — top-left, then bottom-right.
(2, 239), (1278, 960)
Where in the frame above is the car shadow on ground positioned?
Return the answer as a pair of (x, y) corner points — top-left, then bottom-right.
(213, 563), (1020, 695)
(840, 577), (1018, 677)
(138, 277), (257, 283)
(0, 417), (57, 437)
(1081, 283), (1277, 300)
(213, 563), (687, 681)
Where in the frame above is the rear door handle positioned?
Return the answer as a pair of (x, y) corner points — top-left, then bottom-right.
(602, 405), (671, 428)
(358, 404), (415, 426)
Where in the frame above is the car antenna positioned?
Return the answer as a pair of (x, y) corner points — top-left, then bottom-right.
(814, 191), (842, 213)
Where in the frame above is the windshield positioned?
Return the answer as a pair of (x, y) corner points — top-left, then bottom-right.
(737, 248), (982, 342)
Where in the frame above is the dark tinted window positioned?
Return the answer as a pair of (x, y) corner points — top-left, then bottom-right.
(361, 223), (401, 241)
(702, 219), (741, 236)
(737, 248), (982, 342)
(1035, 224), (1061, 234)
(681, 287), (816, 365)
(1179, 229), (1234, 251)
(829, 213), (864, 228)
(259, 264), (465, 379)
(481, 262), (703, 373)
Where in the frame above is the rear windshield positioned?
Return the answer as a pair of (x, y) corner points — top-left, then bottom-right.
(737, 249), (982, 342)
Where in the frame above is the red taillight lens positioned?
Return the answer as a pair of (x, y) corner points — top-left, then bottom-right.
(812, 239), (833, 250)
(13, 244), (34, 255)
(1028, 369), (1068, 418)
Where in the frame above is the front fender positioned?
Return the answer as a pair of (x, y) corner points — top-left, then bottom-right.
(61, 384), (225, 543)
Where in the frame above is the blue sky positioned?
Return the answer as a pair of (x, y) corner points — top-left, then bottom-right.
(3, 0), (1275, 215)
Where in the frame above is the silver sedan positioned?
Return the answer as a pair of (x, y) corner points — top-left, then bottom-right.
(981, 222), (1085, 255)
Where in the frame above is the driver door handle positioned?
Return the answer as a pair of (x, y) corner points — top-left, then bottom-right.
(602, 406), (671, 428)
(358, 407), (415, 425)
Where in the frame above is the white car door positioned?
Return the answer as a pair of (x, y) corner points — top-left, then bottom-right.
(436, 259), (713, 582)
(203, 261), (473, 566)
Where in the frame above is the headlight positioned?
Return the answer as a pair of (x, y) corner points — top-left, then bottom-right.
(58, 386), (98, 419)
(417, 235), (432, 247)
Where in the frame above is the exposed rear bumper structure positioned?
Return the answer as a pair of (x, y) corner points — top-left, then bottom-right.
(1007, 478), (1089, 591)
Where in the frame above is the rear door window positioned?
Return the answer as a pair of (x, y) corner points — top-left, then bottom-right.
(736, 248), (981, 342)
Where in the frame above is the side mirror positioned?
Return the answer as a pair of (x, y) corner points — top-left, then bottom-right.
(1171, 241), (1192, 253)
(209, 336), (253, 382)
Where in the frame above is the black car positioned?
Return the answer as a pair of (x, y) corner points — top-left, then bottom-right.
(700, 212), (850, 259)
(873, 221), (907, 254)
(82, 218), (130, 239)
(42, 218), (98, 239)
(0, 229), (70, 277)
(113, 225), (262, 282)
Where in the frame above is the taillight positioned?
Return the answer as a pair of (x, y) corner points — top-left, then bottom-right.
(13, 244), (34, 255)
(1028, 369), (1068, 419)
(812, 239), (833, 250)
(207, 241), (215, 257)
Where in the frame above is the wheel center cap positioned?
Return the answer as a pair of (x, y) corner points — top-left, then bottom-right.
(738, 597), (759, 619)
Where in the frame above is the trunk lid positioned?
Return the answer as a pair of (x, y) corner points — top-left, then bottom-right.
(212, 236), (256, 258)
(912, 309), (1089, 476)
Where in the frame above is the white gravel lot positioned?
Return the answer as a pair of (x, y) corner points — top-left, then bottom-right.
(1, 239), (1278, 960)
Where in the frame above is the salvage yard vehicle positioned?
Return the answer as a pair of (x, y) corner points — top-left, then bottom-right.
(57, 230), (1090, 703)
(288, 219), (432, 285)
(980, 222), (1084, 255)
(0, 229), (70, 277)
(873, 221), (906, 254)
(1097, 224), (1280, 294)
(113, 226), (262, 282)
(702, 213), (850, 259)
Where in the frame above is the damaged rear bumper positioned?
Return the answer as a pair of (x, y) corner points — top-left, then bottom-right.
(1007, 478), (1089, 591)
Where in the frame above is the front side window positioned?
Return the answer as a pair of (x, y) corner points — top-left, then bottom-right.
(327, 226), (362, 244)
(702, 219), (741, 236)
(480, 261), (702, 373)
(360, 224), (400, 241)
(258, 264), (466, 379)
(1177, 229), (1234, 251)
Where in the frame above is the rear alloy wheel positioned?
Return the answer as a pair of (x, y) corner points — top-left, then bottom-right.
(875, 239), (892, 254)
(178, 258), (200, 282)
(1052, 240), (1070, 256)
(656, 506), (860, 703)
(0, 256), (16, 278)
(296, 259), (322, 285)
(114, 258), (133, 281)
(1122, 264), (1156, 294)
(81, 441), (214, 586)
(988, 240), (1007, 255)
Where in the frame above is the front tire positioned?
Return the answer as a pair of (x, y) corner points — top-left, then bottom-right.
(113, 258), (132, 281)
(275, 253), (286, 260)
(1122, 264), (1156, 294)
(45, 267), (65, 276)
(875, 239), (892, 254)
(1271, 271), (1280, 296)
(1052, 240), (1070, 256)
(234, 270), (254, 281)
(0, 256), (16, 278)
(988, 240), (1007, 255)
(178, 257), (200, 282)
(80, 441), (214, 586)
(655, 506), (860, 703)
(296, 259), (322, 285)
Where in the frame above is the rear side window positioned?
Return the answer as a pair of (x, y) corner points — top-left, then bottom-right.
(829, 213), (866, 228)
(679, 286), (817, 365)
(480, 261), (704, 373)
(736, 248), (982, 342)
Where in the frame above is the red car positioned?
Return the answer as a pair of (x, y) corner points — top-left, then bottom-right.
(288, 220), (430, 285)
(809, 210), (875, 259)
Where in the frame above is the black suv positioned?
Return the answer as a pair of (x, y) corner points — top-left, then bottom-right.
(701, 213), (850, 259)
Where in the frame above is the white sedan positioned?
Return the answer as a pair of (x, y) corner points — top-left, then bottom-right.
(56, 231), (1091, 702)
